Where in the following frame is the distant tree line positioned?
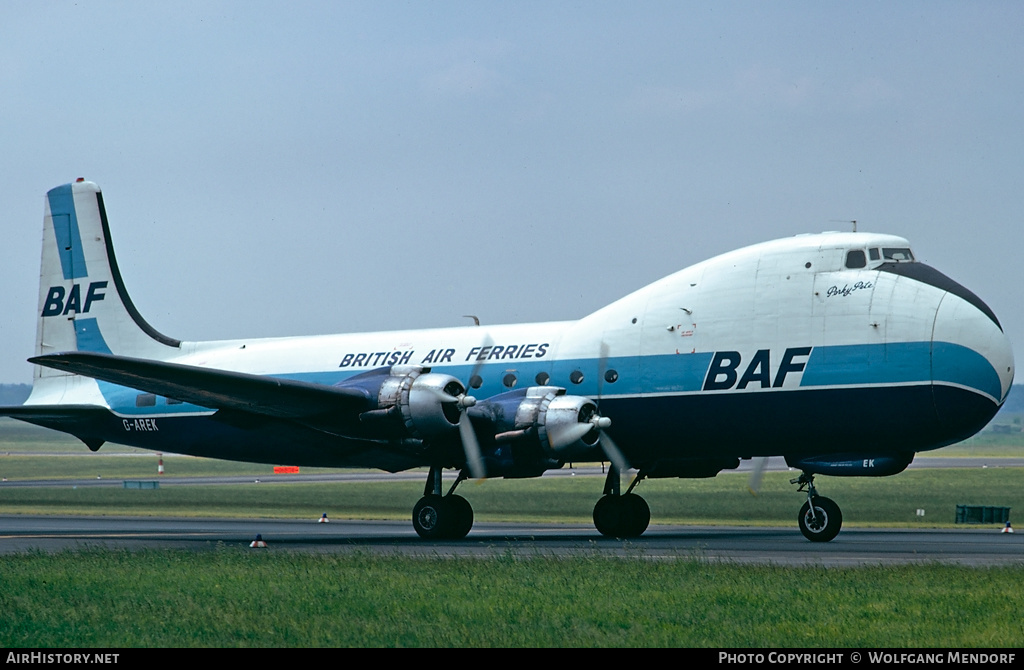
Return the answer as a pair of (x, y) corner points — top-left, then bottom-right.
(1000, 384), (1023, 415)
(0, 384), (31, 406)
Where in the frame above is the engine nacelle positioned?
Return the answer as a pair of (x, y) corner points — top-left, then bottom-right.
(476, 386), (604, 463)
(528, 389), (602, 458)
(339, 365), (465, 440)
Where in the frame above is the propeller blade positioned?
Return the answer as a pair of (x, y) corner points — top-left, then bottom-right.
(598, 430), (630, 474)
(548, 422), (595, 450)
(420, 378), (476, 409)
(428, 388), (461, 404)
(447, 334), (494, 480)
(596, 341), (610, 404)
(459, 411), (486, 480)
(748, 456), (768, 496)
(465, 334), (494, 391)
(594, 343), (628, 474)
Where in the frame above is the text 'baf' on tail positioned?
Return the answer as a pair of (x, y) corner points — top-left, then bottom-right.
(35, 179), (180, 384)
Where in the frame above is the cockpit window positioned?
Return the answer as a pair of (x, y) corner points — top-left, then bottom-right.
(882, 248), (914, 262)
(845, 250), (867, 269)
(869, 248), (880, 261)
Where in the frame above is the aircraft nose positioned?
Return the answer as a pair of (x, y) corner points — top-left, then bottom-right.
(930, 293), (1014, 439)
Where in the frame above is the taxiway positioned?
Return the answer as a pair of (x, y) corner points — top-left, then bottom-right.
(1, 514), (1020, 566)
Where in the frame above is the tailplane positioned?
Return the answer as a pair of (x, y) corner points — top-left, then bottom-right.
(35, 180), (180, 382)
(3, 179), (182, 443)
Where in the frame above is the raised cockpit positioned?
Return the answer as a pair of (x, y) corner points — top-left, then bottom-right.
(880, 247), (915, 262)
(845, 246), (916, 270)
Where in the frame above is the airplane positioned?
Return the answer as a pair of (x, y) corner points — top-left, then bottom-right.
(0, 179), (1014, 542)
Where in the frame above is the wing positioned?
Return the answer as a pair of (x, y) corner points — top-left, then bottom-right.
(28, 351), (371, 420)
(23, 352), (478, 467)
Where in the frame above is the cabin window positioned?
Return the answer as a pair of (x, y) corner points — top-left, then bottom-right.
(502, 373), (518, 389)
(883, 248), (914, 262)
(869, 248), (880, 261)
(845, 250), (867, 269)
(604, 369), (619, 383)
(535, 372), (550, 385)
(166, 398), (183, 405)
(135, 393), (156, 407)
(468, 375), (483, 389)
(569, 370), (585, 385)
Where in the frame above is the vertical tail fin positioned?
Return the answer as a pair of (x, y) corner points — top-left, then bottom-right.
(35, 180), (180, 382)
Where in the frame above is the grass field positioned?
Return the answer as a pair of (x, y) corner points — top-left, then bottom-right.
(2, 551), (1022, 647)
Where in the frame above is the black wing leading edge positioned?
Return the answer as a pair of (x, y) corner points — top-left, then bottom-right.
(27, 351), (371, 420)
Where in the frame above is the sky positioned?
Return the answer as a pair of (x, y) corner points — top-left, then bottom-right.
(1, 1), (1021, 383)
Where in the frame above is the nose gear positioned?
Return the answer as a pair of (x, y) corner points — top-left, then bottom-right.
(792, 472), (843, 542)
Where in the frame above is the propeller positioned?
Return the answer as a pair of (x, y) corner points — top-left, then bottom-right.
(548, 412), (611, 451)
(455, 334), (493, 479)
(747, 456), (768, 496)
(417, 340), (487, 479)
(457, 396), (485, 479)
(598, 427), (631, 475)
(594, 340), (632, 475)
(596, 341), (611, 402)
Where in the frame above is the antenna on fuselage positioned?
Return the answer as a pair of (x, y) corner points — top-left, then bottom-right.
(463, 315), (481, 326)
(830, 219), (857, 233)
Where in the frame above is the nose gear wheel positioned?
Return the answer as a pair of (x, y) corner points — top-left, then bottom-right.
(797, 495), (842, 542)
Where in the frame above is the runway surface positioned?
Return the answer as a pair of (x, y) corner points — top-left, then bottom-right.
(1, 514), (1020, 565)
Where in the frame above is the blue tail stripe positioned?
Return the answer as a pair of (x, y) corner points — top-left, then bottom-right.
(46, 184), (88, 280)
(74, 318), (112, 354)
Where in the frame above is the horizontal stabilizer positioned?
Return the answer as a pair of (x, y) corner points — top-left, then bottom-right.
(0, 404), (113, 450)
(29, 352), (371, 419)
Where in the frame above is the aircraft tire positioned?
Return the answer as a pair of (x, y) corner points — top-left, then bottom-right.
(593, 494), (650, 538)
(413, 495), (451, 539)
(622, 493), (650, 537)
(798, 496), (842, 542)
(593, 495), (620, 537)
(446, 494), (474, 539)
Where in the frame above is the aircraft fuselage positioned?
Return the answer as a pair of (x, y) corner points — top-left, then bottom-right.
(29, 232), (1012, 472)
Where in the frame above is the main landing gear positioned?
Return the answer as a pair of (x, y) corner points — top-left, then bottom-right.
(412, 466), (475, 540)
(593, 466), (650, 538)
(792, 472), (842, 542)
